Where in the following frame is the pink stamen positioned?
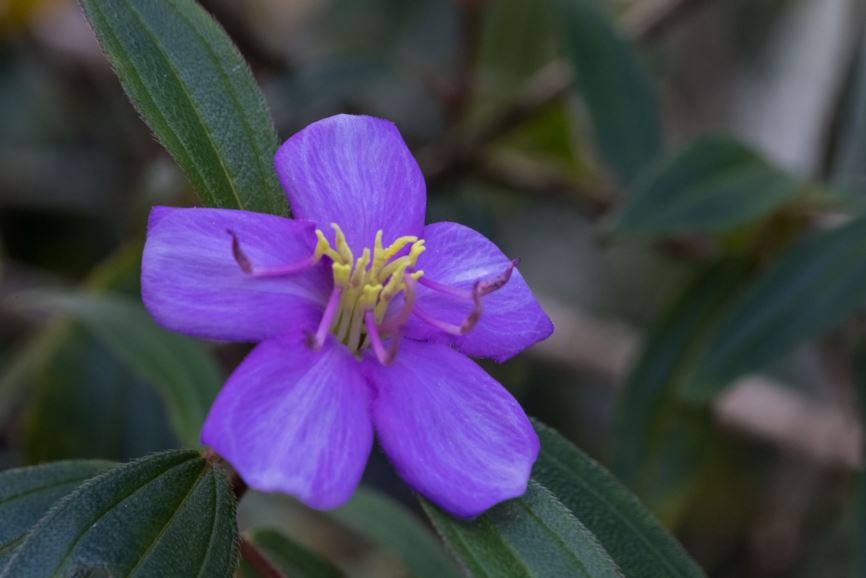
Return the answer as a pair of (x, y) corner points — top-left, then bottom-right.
(416, 276), (473, 300)
(307, 286), (342, 350)
(365, 310), (397, 365)
(229, 229), (319, 278)
(412, 280), (482, 336)
(477, 258), (520, 296)
(414, 258), (520, 300)
(379, 274), (417, 334)
(407, 258), (518, 336)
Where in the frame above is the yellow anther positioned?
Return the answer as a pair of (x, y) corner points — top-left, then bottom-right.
(332, 263), (351, 288)
(371, 230), (386, 273)
(350, 248), (371, 287)
(382, 235), (418, 262)
(330, 223), (354, 264)
(381, 264), (409, 301)
(410, 270), (424, 281)
(380, 240), (424, 280)
(314, 230), (341, 262)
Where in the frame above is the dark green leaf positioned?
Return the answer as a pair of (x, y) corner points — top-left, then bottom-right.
(683, 217), (866, 401)
(0, 242), (142, 428)
(549, 0), (662, 185)
(423, 480), (623, 578)
(18, 291), (221, 447)
(0, 461), (115, 567)
(610, 137), (803, 236)
(238, 529), (344, 578)
(612, 261), (746, 521)
(532, 421), (706, 578)
(22, 326), (177, 462)
(80, 0), (287, 214)
(0, 450), (237, 578)
(331, 488), (461, 578)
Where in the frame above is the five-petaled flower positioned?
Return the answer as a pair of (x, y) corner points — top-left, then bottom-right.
(142, 114), (553, 518)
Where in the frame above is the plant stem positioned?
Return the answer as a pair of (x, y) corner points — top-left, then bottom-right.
(240, 537), (285, 578)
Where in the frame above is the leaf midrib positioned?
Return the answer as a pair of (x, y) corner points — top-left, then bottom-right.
(540, 449), (694, 577)
(118, 0), (246, 209)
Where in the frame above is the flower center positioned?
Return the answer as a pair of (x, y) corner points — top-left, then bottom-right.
(312, 224), (425, 353)
(228, 223), (518, 366)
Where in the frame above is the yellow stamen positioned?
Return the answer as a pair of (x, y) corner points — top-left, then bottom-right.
(331, 223), (354, 264)
(312, 225), (426, 353)
(314, 230), (341, 262)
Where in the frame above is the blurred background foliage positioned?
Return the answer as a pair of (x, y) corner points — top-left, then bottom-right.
(2, 0), (866, 576)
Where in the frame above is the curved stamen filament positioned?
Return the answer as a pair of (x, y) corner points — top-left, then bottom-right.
(307, 287), (343, 350)
(365, 310), (398, 365)
(378, 273), (417, 334)
(229, 229), (332, 278)
(410, 259), (519, 336)
(413, 280), (482, 336)
(415, 258), (520, 300)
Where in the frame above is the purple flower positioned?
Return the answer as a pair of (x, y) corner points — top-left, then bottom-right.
(141, 115), (553, 518)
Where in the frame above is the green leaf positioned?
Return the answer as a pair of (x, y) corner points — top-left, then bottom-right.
(611, 261), (747, 522)
(22, 326), (178, 462)
(18, 291), (221, 447)
(330, 488), (461, 578)
(238, 529), (344, 578)
(0, 461), (115, 566)
(80, 0), (287, 214)
(683, 217), (866, 401)
(423, 480), (624, 578)
(0, 450), (237, 577)
(0, 242), (142, 428)
(549, 0), (662, 186)
(609, 136), (804, 237)
(532, 421), (706, 578)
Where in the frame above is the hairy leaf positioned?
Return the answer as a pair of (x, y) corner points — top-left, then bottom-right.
(0, 461), (114, 567)
(0, 451), (237, 577)
(80, 0), (287, 214)
(423, 480), (624, 578)
(532, 422), (706, 577)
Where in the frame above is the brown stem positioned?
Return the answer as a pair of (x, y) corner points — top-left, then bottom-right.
(421, 0), (712, 189)
(621, 0), (715, 43)
(445, 0), (487, 121)
(240, 538), (285, 578)
(203, 450), (248, 500)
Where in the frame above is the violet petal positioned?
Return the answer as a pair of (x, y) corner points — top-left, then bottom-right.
(142, 206), (330, 342)
(274, 114), (426, 248)
(365, 340), (539, 518)
(202, 335), (373, 509)
(404, 221), (553, 361)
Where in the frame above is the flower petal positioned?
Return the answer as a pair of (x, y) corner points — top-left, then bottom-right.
(142, 206), (330, 342)
(365, 340), (539, 518)
(405, 221), (553, 361)
(202, 335), (373, 509)
(274, 114), (426, 249)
